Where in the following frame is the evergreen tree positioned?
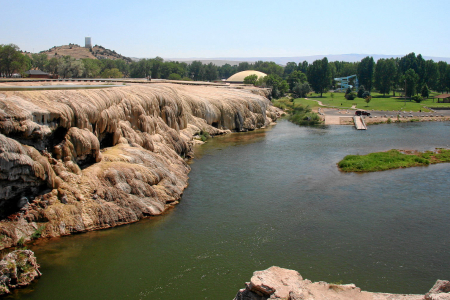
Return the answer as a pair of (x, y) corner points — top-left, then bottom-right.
(307, 57), (331, 97)
(421, 84), (430, 98)
(357, 56), (375, 92)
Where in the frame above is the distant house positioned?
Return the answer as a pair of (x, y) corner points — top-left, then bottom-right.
(25, 70), (51, 79)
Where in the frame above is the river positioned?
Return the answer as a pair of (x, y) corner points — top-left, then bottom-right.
(7, 120), (450, 300)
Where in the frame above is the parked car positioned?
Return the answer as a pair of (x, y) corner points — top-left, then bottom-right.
(355, 110), (370, 116)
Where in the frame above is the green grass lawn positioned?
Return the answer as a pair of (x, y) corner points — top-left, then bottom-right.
(338, 149), (450, 172)
(292, 91), (450, 112)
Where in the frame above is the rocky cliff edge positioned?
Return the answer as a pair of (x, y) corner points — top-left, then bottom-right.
(234, 266), (450, 300)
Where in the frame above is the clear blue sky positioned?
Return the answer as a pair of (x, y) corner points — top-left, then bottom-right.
(2, 0), (450, 59)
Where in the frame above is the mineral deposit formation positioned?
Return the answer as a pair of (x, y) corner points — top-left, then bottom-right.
(0, 83), (277, 249)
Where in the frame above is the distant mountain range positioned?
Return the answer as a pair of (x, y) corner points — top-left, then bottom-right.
(164, 54), (450, 66)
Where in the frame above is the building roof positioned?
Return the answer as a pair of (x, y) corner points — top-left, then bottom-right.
(435, 94), (450, 99)
(227, 70), (267, 82)
(25, 70), (49, 75)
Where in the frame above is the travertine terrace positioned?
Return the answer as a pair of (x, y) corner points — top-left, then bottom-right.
(0, 83), (277, 249)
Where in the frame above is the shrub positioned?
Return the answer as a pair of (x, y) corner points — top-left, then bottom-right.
(243, 74), (258, 85)
(345, 87), (352, 95)
(412, 95), (423, 103)
(168, 73), (182, 80)
(345, 92), (357, 100)
(357, 85), (365, 98)
(199, 130), (210, 142)
(288, 105), (321, 126)
(292, 82), (311, 98)
(362, 91), (370, 98)
(31, 225), (46, 239)
(17, 237), (25, 247)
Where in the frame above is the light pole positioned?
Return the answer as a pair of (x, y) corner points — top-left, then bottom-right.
(404, 79), (407, 104)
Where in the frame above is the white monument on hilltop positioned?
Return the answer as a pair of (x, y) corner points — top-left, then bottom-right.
(85, 37), (92, 48)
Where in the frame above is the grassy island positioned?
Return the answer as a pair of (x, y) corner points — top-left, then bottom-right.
(338, 149), (450, 172)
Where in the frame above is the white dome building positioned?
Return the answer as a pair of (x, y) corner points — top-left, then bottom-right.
(227, 70), (267, 83)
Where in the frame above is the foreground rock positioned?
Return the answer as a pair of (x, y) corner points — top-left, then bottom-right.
(0, 250), (41, 295)
(234, 266), (449, 300)
(0, 83), (278, 249)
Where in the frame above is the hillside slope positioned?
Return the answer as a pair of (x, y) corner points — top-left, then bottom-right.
(40, 44), (132, 62)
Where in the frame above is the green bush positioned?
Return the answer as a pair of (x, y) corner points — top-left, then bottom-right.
(345, 92), (357, 100)
(243, 74), (258, 85)
(31, 225), (46, 239)
(199, 130), (210, 142)
(168, 73), (182, 80)
(288, 105), (321, 126)
(412, 95), (423, 103)
(357, 85), (365, 98)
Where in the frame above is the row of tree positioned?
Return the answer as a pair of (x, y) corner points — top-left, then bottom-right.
(2, 44), (450, 99)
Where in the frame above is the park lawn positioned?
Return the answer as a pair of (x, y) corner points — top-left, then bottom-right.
(291, 98), (322, 109)
(299, 91), (449, 111)
(338, 149), (450, 172)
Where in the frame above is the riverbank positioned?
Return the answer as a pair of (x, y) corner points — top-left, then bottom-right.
(0, 83), (279, 249)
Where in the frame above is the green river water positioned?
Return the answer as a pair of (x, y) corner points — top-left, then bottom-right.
(6, 120), (450, 300)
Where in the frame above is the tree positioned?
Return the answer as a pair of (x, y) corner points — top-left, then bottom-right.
(46, 57), (59, 75)
(265, 74), (288, 98)
(292, 82), (311, 98)
(31, 53), (48, 71)
(287, 70), (307, 90)
(218, 63), (237, 79)
(237, 62), (251, 72)
(130, 58), (152, 78)
(297, 61), (309, 73)
(82, 58), (101, 78)
(0, 44), (31, 77)
(307, 57), (331, 97)
(403, 68), (419, 98)
(189, 60), (205, 81)
(254, 61), (283, 76)
(398, 52), (418, 75)
(365, 95), (372, 105)
(283, 62), (297, 77)
(357, 56), (375, 92)
(437, 61), (448, 93)
(204, 63), (218, 81)
(424, 60), (439, 91)
(243, 74), (258, 85)
(100, 68), (123, 78)
(57, 56), (84, 78)
(374, 58), (397, 96)
(421, 84), (430, 98)
(150, 57), (164, 79)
